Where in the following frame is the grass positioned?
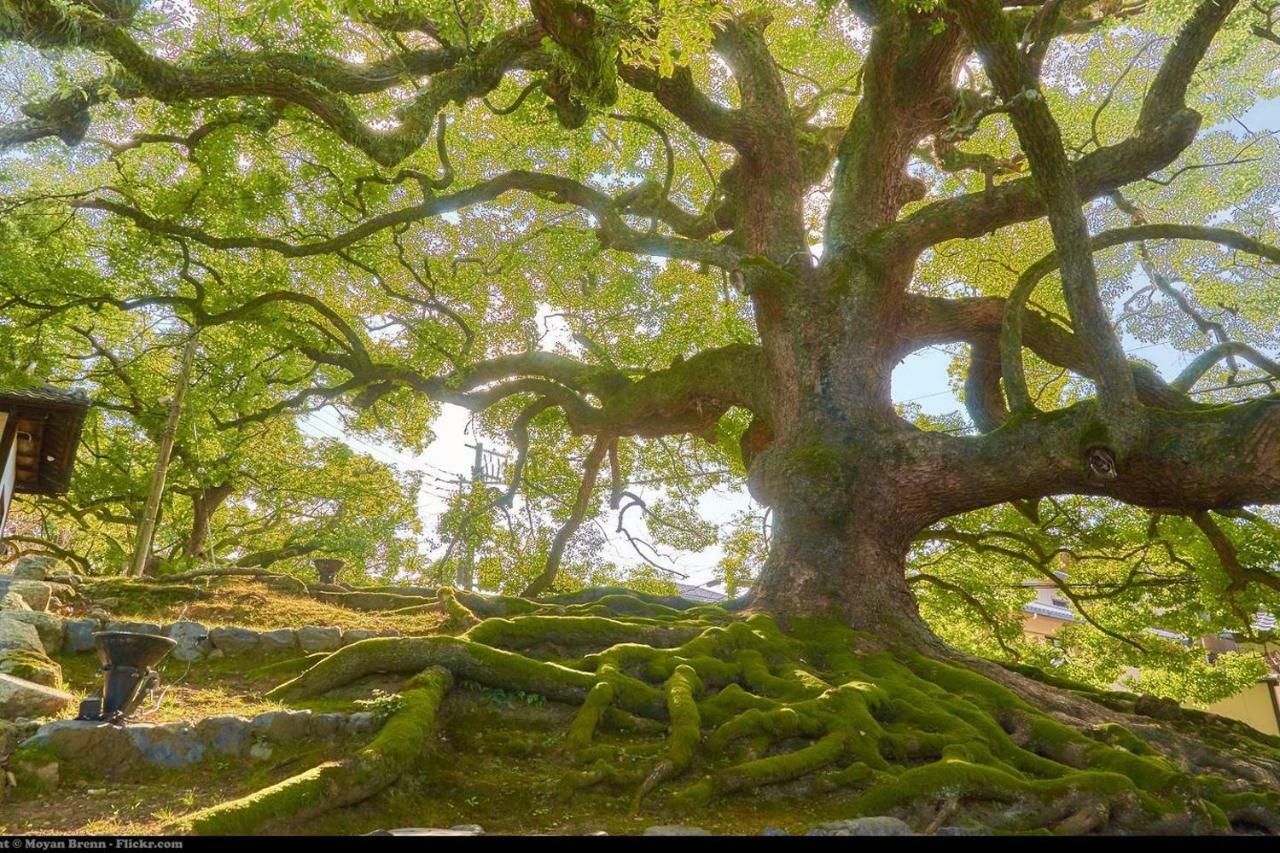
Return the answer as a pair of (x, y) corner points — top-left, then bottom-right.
(12, 578), (859, 835)
(43, 574), (448, 727)
(282, 692), (877, 836)
(0, 740), (352, 835)
(76, 577), (448, 634)
(16, 579), (1276, 836)
(52, 647), (409, 723)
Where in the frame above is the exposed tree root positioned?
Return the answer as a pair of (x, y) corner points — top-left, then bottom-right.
(176, 667), (452, 834)
(309, 589), (437, 611)
(179, 588), (1280, 835)
(633, 665), (702, 812)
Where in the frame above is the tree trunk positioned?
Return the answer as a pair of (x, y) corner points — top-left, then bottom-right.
(744, 264), (938, 645)
(184, 483), (233, 559)
(743, 417), (936, 644)
(752, 509), (929, 642)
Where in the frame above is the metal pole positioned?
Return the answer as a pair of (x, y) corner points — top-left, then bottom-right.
(455, 442), (486, 591)
(128, 334), (197, 578)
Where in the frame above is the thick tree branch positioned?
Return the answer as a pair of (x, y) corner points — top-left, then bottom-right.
(520, 434), (611, 597)
(1000, 223), (1280, 414)
(2, 1), (542, 166)
(1174, 342), (1280, 392)
(74, 169), (742, 270)
(884, 0), (1241, 257)
(824, 12), (966, 257)
(1191, 511), (1280, 595)
(902, 293), (1189, 410)
(908, 571), (1020, 657)
(964, 335), (1009, 431)
(919, 396), (1280, 523)
(955, 0), (1138, 436)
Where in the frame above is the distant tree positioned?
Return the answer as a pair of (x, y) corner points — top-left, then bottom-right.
(0, 314), (422, 580)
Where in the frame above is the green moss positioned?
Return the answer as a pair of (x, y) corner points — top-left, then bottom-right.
(182, 667), (453, 834)
(566, 681), (614, 751)
(245, 652), (328, 680)
(127, 589), (1276, 835)
(711, 730), (849, 797)
(83, 578), (206, 613)
(852, 758), (1136, 818)
(0, 648), (62, 688)
(8, 743), (63, 797)
(436, 587), (479, 629)
(666, 666), (702, 752)
(466, 614), (699, 652)
(634, 665), (702, 808)
(563, 595), (690, 620)
(785, 441), (844, 475)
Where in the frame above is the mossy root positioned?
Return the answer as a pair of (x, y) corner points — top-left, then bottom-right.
(178, 667), (453, 835)
(209, 589), (1280, 835)
(633, 665), (702, 812)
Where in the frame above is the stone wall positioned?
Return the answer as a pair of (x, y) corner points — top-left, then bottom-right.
(61, 618), (402, 660)
(1, 564), (402, 724)
(12, 709), (380, 788)
(1, 570), (78, 719)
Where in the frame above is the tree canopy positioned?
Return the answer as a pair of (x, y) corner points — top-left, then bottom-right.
(1, 0), (1279, 704)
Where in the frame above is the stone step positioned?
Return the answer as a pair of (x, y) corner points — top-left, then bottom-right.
(0, 577), (78, 610)
(1, 606), (65, 703)
(5, 557), (82, 587)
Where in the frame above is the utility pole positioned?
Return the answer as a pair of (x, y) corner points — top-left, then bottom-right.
(128, 334), (197, 578)
(456, 441), (508, 591)
(455, 442), (485, 591)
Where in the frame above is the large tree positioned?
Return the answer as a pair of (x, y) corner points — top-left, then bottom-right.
(3, 0), (1280, 834)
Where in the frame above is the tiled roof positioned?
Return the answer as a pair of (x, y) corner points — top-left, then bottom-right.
(676, 583), (728, 603)
(0, 385), (90, 407)
(1023, 601), (1075, 621)
(0, 385), (90, 495)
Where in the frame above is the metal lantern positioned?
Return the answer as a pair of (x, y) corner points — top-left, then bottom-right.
(75, 631), (176, 724)
(313, 557), (345, 585)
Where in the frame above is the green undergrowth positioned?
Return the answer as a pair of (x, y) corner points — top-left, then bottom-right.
(76, 577), (447, 634)
(47, 647), (397, 722)
(288, 691), (878, 836)
(167, 590), (1280, 835)
(0, 738), (355, 834)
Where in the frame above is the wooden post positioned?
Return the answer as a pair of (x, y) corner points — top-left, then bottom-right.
(128, 334), (197, 578)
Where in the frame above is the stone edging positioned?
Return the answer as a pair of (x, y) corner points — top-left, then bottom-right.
(13, 708), (380, 787)
(61, 618), (402, 660)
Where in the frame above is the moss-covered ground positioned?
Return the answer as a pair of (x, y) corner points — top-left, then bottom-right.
(75, 577), (448, 634)
(6, 582), (1279, 835)
(0, 689), (883, 836)
(48, 648), (407, 722)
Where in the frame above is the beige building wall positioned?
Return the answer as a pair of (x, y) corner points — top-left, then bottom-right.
(1201, 682), (1280, 737)
(1018, 590), (1280, 737)
(1022, 613), (1068, 640)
